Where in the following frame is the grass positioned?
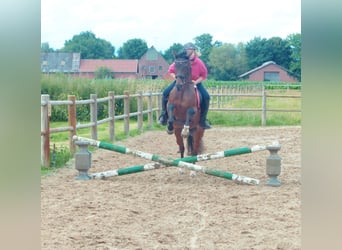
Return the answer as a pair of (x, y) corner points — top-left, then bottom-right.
(208, 112), (262, 126)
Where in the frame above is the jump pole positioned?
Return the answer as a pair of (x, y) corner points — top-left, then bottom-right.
(91, 144), (270, 180)
(176, 145), (269, 163)
(90, 162), (163, 179)
(73, 136), (260, 185)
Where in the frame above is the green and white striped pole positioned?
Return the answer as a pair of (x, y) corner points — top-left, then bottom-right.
(90, 162), (163, 179)
(177, 145), (268, 163)
(73, 136), (260, 185)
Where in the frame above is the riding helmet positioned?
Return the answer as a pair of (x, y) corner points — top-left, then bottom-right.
(183, 42), (197, 50)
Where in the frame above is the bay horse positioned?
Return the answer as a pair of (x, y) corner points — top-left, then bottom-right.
(166, 50), (204, 158)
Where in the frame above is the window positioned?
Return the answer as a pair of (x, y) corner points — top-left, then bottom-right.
(149, 66), (155, 73)
(264, 71), (280, 81)
(159, 66), (163, 71)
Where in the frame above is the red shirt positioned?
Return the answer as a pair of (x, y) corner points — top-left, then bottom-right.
(168, 56), (207, 81)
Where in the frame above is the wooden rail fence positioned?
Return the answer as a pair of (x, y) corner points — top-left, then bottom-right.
(41, 86), (301, 167)
(41, 91), (162, 167)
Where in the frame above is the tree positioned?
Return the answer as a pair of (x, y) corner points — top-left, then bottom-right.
(286, 33), (301, 80)
(265, 37), (292, 69)
(235, 42), (249, 77)
(61, 31), (115, 59)
(194, 33), (214, 66)
(117, 38), (148, 59)
(208, 43), (248, 80)
(245, 36), (292, 70)
(245, 37), (269, 69)
(41, 42), (55, 52)
(163, 43), (183, 64)
(95, 66), (112, 79)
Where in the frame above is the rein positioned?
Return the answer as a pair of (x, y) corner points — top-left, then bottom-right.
(174, 58), (191, 86)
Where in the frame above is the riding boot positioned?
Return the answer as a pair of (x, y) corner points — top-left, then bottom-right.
(199, 99), (211, 129)
(158, 96), (168, 125)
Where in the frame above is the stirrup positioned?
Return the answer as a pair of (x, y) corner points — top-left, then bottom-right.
(158, 113), (167, 125)
(200, 120), (211, 129)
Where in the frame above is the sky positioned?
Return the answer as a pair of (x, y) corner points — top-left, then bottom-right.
(41, 0), (301, 53)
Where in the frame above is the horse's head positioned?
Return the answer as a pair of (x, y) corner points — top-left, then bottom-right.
(173, 50), (192, 87)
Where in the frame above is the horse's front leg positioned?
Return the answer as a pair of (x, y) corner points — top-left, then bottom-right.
(181, 125), (189, 138)
(181, 107), (195, 138)
(167, 103), (174, 134)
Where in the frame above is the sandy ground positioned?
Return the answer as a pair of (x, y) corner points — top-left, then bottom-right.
(41, 126), (301, 250)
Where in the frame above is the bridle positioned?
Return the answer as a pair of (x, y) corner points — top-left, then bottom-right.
(174, 58), (190, 86)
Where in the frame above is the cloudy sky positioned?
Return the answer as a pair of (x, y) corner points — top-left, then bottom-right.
(41, 0), (301, 52)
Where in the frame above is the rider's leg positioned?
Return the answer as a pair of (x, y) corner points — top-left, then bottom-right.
(158, 80), (176, 125)
(196, 83), (212, 129)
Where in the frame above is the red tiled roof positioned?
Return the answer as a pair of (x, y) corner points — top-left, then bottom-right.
(239, 61), (291, 78)
(79, 59), (138, 73)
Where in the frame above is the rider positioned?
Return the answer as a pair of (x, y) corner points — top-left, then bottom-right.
(158, 42), (211, 129)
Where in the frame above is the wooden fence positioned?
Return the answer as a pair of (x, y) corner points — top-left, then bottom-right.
(208, 85), (301, 126)
(41, 91), (162, 167)
(41, 85), (301, 167)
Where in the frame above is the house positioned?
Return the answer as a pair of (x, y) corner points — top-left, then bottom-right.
(239, 61), (298, 82)
(41, 52), (81, 74)
(138, 46), (170, 79)
(78, 59), (138, 79)
(41, 47), (170, 80)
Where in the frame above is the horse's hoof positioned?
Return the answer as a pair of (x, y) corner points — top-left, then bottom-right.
(167, 129), (174, 135)
(190, 171), (196, 177)
(178, 168), (185, 175)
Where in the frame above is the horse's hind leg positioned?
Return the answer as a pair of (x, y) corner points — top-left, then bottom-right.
(175, 128), (185, 158)
(192, 128), (204, 156)
(186, 135), (196, 177)
(187, 134), (194, 156)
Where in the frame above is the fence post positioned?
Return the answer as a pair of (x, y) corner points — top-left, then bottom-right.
(108, 91), (115, 142)
(218, 85), (222, 108)
(41, 94), (50, 167)
(90, 94), (97, 140)
(148, 91), (153, 126)
(124, 91), (130, 136)
(137, 91), (143, 132)
(156, 92), (162, 123)
(261, 85), (266, 126)
(68, 95), (76, 153)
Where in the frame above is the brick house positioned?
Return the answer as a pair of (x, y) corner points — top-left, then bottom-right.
(239, 61), (298, 82)
(78, 59), (138, 79)
(41, 47), (170, 80)
(138, 46), (170, 79)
